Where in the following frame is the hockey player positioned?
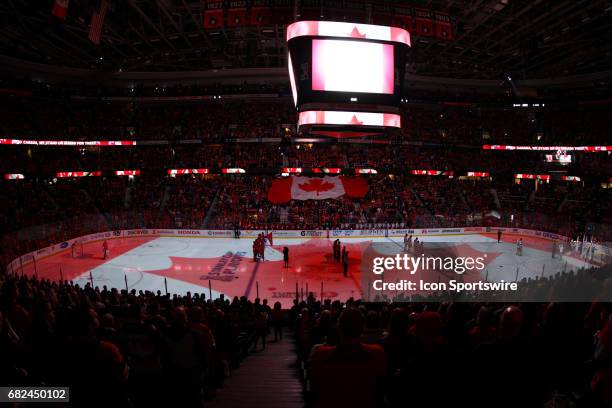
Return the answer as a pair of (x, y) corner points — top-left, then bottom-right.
(516, 238), (523, 256)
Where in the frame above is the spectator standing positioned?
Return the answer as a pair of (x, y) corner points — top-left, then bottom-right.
(251, 311), (268, 351)
(163, 307), (206, 408)
(309, 308), (386, 408)
(272, 302), (284, 341)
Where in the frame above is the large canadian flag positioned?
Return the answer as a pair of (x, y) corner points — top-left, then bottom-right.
(268, 176), (368, 204)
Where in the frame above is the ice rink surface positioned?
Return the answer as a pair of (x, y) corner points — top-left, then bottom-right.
(17, 232), (596, 307)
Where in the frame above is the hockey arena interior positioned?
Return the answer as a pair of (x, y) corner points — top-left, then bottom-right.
(0, 1), (611, 407)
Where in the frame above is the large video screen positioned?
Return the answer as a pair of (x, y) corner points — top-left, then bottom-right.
(312, 39), (394, 94)
(287, 21), (410, 109)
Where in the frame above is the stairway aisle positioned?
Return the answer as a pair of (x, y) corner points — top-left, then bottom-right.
(208, 338), (304, 408)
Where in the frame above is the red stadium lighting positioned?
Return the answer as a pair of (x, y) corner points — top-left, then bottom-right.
(514, 173), (550, 181)
(222, 168), (246, 174)
(167, 169), (210, 176)
(322, 168), (342, 174)
(411, 170), (442, 176)
(115, 170), (141, 176)
(56, 171), (102, 178)
(355, 168), (378, 174)
(282, 167), (303, 174)
(168, 169), (191, 176)
(410, 170), (455, 177)
(560, 176), (581, 182)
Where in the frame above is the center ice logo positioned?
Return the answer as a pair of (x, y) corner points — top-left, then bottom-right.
(200, 251), (246, 281)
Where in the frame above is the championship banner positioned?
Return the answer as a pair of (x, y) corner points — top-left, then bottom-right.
(267, 176), (369, 204)
(203, 0), (224, 29)
(203, 9), (223, 28)
(434, 12), (453, 40)
(414, 8), (434, 37)
(226, 1), (247, 27)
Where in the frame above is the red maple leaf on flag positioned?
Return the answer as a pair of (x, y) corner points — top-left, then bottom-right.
(349, 114), (363, 125)
(349, 26), (367, 38)
(298, 179), (336, 196)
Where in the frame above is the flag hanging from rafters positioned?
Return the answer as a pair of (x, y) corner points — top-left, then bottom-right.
(88, 0), (109, 45)
(52, 0), (69, 20)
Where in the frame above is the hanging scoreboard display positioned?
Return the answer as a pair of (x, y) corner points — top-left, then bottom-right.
(287, 21), (410, 110)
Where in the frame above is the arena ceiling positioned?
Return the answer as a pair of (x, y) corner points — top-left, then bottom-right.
(1, 0), (611, 80)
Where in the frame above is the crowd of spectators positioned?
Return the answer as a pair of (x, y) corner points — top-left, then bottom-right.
(0, 78), (287, 99)
(209, 173), (407, 230)
(0, 91), (610, 272)
(2, 143), (610, 186)
(2, 260), (611, 407)
(1, 143), (610, 270)
(0, 273), (281, 407)
(0, 97), (296, 142)
(292, 290), (612, 407)
(3, 256), (609, 407)
(0, 86), (611, 408)
(2, 91), (611, 145)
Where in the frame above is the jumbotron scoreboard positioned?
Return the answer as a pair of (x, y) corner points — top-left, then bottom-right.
(286, 21), (410, 135)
